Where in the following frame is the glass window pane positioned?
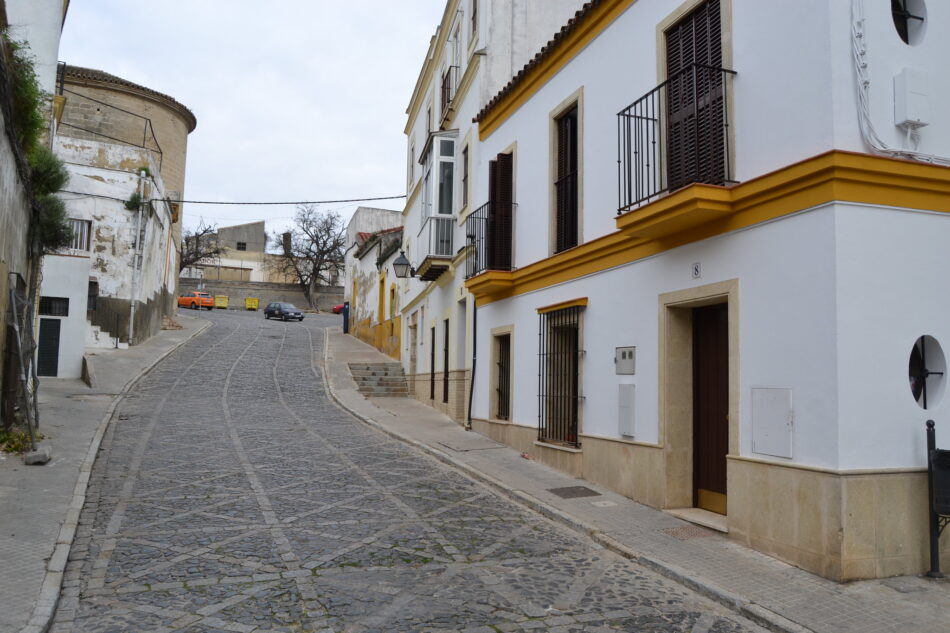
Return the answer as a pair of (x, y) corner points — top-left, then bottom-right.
(440, 140), (455, 156)
(438, 161), (454, 214)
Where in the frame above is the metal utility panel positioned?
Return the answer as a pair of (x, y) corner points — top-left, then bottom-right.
(618, 384), (635, 438)
(615, 346), (636, 374)
(751, 387), (793, 459)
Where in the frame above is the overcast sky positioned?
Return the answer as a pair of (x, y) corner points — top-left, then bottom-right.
(59, 1), (447, 235)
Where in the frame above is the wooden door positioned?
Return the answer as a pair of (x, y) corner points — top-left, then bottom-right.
(692, 303), (728, 514)
(665, 0), (724, 191)
(37, 318), (61, 377)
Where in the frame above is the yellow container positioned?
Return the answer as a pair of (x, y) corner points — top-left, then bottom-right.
(214, 295), (229, 309)
(244, 297), (259, 311)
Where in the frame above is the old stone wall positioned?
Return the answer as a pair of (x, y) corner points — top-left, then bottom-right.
(178, 279), (343, 312)
(0, 37), (38, 423)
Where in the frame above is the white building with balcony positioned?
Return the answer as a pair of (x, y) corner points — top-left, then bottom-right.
(396, 0), (587, 421)
(462, 0), (950, 580)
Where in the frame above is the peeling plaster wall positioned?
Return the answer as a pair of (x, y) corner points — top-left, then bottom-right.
(52, 136), (176, 344)
(0, 52), (35, 416)
(343, 207), (401, 302)
(350, 247), (401, 359)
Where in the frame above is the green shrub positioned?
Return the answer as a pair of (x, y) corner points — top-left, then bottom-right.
(34, 194), (74, 252)
(125, 191), (143, 211)
(2, 34), (47, 156)
(29, 144), (69, 195)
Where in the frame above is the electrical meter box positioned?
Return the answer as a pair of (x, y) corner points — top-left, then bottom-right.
(894, 67), (929, 128)
(615, 346), (636, 374)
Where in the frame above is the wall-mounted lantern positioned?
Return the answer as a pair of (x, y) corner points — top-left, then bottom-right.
(392, 250), (416, 278)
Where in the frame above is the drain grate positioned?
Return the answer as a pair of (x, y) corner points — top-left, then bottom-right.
(659, 526), (714, 540)
(547, 486), (601, 499)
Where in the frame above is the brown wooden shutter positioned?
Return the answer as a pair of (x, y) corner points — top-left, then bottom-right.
(487, 153), (513, 270)
(555, 107), (578, 253)
(665, 0), (724, 192)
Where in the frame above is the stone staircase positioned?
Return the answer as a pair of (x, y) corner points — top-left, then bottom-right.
(348, 362), (409, 397)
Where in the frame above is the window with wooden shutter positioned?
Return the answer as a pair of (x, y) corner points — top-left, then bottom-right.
(665, 0), (724, 192)
(488, 152), (513, 270)
(555, 106), (578, 253)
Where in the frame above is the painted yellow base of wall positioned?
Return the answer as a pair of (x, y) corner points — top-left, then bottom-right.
(351, 317), (401, 361)
(471, 417), (949, 581)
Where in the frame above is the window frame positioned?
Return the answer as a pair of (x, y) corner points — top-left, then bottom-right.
(548, 89), (584, 256)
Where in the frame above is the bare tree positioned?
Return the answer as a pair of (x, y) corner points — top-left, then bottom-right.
(179, 220), (222, 272)
(269, 205), (345, 307)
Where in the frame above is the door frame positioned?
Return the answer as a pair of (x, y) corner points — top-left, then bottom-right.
(659, 279), (739, 511)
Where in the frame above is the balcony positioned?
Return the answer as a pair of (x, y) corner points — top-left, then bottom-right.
(617, 64), (736, 214)
(440, 65), (460, 123)
(465, 201), (515, 279)
(415, 216), (455, 281)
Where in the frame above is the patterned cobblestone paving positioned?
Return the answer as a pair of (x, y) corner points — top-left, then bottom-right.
(51, 311), (767, 632)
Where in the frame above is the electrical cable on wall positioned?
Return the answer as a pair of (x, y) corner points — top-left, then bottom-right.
(851, 0), (950, 166)
(58, 191), (407, 206)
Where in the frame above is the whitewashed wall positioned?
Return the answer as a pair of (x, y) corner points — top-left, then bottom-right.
(4, 0), (64, 94)
(475, 0), (950, 270)
(834, 203), (950, 469)
(38, 255), (90, 378)
(474, 206), (845, 468)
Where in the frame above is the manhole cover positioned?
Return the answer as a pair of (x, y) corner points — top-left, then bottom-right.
(547, 486), (601, 499)
(659, 526), (714, 540)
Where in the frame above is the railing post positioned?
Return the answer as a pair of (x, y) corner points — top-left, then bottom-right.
(927, 419), (944, 578)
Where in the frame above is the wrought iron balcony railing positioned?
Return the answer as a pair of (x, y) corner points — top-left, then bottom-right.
(465, 201), (516, 279)
(617, 64), (736, 214)
(440, 65), (460, 120)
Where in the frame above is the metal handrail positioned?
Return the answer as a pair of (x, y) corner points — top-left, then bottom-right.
(465, 201), (516, 279)
(617, 63), (736, 213)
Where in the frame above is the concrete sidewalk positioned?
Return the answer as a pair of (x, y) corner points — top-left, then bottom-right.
(323, 327), (949, 633)
(0, 313), (210, 633)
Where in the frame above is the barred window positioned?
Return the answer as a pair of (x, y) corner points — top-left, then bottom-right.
(538, 305), (583, 446)
(39, 296), (69, 317)
(68, 219), (92, 251)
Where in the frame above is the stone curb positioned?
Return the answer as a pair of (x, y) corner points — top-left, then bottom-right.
(18, 317), (213, 633)
(319, 329), (814, 633)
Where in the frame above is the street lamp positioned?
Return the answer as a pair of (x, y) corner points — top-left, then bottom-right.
(392, 250), (415, 278)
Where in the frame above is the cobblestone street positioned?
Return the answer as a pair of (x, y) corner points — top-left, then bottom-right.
(51, 310), (766, 633)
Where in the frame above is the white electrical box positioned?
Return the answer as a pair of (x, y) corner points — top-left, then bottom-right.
(751, 387), (793, 459)
(618, 384), (635, 438)
(894, 67), (929, 128)
(615, 346), (636, 374)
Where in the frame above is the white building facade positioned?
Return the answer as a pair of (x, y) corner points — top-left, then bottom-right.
(462, 0), (950, 580)
(397, 0), (588, 420)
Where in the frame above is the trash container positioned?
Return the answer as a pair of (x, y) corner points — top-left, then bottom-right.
(244, 297), (259, 311)
(214, 295), (229, 309)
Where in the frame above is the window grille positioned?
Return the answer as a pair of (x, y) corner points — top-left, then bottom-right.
(443, 318), (450, 403)
(430, 326), (436, 400)
(236, 241), (247, 251)
(39, 296), (69, 317)
(496, 333), (511, 420)
(68, 219), (92, 251)
(538, 306), (582, 446)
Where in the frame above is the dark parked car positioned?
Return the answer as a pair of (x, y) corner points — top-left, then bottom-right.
(264, 302), (304, 321)
(331, 303), (344, 314)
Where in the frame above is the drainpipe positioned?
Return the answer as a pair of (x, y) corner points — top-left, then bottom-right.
(466, 296), (476, 430)
(128, 170), (145, 345)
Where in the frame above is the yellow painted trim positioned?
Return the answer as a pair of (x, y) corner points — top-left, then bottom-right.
(478, 0), (637, 140)
(537, 298), (588, 314)
(466, 151), (950, 305)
